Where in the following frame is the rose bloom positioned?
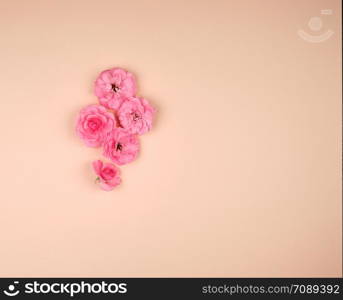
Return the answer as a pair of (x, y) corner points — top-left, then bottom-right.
(103, 128), (140, 165)
(76, 104), (116, 147)
(118, 97), (156, 135)
(94, 67), (137, 110)
(92, 160), (121, 191)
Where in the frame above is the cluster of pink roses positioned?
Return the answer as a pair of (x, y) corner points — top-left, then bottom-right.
(76, 67), (156, 191)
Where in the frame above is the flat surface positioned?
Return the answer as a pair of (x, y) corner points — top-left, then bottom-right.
(0, 0), (341, 277)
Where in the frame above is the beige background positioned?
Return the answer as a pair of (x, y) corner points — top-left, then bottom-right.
(0, 0), (341, 277)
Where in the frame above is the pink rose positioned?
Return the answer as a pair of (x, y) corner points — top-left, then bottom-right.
(76, 104), (116, 147)
(118, 97), (156, 135)
(103, 128), (140, 165)
(94, 67), (137, 110)
(92, 160), (121, 191)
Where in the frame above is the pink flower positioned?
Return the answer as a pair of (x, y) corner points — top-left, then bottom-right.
(118, 97), (156, 135)
(94, 67), (137, 110)
(76, 104), (116, 147)
(92, 160), (121, 191)
(103, 128), (140, 165)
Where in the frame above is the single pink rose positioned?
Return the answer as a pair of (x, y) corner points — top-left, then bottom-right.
(94, 67), (137, 110)
(118, 97), (156, 135)
(103, 128), (140, 165)
(76, 104), (116, 147)
(92, 160), (121, 191)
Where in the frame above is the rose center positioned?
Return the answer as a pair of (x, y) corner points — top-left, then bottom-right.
(88, 119), (101, 131)
(116, 143), (123, 151)
(132, 112), (140, 121)
(102, 168), (115, 179)
(111, 84), (119, 93)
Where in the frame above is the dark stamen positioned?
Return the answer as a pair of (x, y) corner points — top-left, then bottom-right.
(116, 143), (123, 151)
(111, 84), (119, 92)
(133, 113), (140, 121)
